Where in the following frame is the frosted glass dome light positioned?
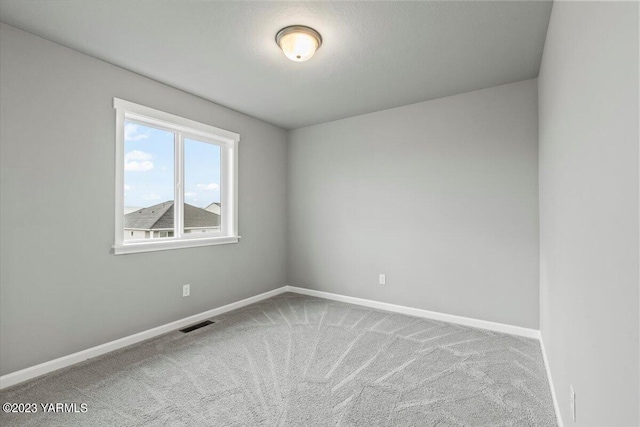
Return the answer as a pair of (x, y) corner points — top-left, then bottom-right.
(276, 26), (322, 62)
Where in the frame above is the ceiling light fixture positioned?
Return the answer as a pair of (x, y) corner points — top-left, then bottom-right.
(275, 25), (322, 62)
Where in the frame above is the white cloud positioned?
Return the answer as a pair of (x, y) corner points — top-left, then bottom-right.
(196, 183), (219, 191)
(142, 193), (161, 201)
(125, 150), (152, 161)
(125, 161), (153, 172)
(125, 123), (150, 141)
(124, 150), (153, 172)
(185, 192), (198, 199)
(124, 184), (132, 191)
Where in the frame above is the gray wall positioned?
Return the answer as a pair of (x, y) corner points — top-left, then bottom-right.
(538, 2), (639, 426)
(288, 79), (540, 329)
(0, 24), (288, 376)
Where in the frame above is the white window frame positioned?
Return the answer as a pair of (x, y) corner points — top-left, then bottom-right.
(113, 98), (239, 255)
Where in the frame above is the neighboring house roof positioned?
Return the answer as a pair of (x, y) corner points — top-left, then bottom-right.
(124, 201), (220, 230)
(124, 206), (142, 215)
(205, 202), (221, 215)
(184, 203), (221, 229)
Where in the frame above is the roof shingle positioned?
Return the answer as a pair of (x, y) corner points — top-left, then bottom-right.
(124, 201), (220, 230)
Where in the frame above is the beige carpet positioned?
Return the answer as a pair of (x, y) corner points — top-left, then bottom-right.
(0, 292), (557, 426)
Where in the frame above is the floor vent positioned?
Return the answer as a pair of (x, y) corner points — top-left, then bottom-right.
(179, 320), (215, 333)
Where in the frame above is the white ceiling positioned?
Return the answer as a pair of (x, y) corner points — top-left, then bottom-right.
(0, 1), (552, 130)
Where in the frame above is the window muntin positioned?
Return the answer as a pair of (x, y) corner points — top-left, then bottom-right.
(113, 98), (239, 255)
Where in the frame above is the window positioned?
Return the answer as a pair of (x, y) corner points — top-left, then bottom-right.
(113, 98), (239, 255)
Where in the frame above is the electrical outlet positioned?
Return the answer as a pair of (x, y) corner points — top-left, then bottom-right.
(379, 274), (386, 285)
(570, 385), (576, 422)
(183, 284), (190, 297)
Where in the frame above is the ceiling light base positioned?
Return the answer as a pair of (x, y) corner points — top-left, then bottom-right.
(276, 25), (322, 62)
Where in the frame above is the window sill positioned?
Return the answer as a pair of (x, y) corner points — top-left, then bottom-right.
(112, 236), (239, 255)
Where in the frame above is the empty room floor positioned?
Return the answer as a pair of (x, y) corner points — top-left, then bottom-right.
(0, 293), (557, 426)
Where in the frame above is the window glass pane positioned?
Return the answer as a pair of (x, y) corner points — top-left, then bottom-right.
(184, 138), (221, 235)
(123, 121), (175, 240)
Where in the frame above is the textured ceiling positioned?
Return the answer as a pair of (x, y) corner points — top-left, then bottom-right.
(0, 1), (552, 129)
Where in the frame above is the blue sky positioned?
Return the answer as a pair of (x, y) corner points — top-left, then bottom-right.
(124, 122), (221, 208)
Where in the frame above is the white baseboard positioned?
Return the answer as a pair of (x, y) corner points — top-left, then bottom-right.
(539, 335), (564, 427)
(0, 286), (288, 390)
(1, 284), (543, 391)
(284, 286), (540, 339)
